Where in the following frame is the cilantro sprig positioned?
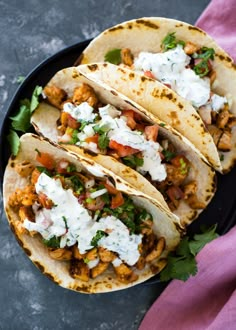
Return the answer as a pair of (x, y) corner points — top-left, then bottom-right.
(193, 47), (215, 77)
(161, 32), (185, 52)
(7, 85), (42, 156)
(104, 48), (122, 64)
(160, 225), (219, 282)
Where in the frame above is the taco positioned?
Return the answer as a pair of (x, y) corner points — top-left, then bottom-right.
(31, 67), (216, 226)
(3, 133), (182, 293)
(79, 17), (236, 173)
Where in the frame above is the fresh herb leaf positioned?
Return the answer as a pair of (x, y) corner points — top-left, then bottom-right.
(10, 105), (31, 132)
(160, 225), (218, 282)
(161, 32), (185, 52)
(193, 60), (210, 77)
(93, 124), (110, 134)
(69, 175), (84, 193)
(220, 154), (224, 161)
(193, 47), (215, 77)
(122, 218), (136, 234)
(123, 155), (144, 168)
(36, 166), (52, 176)
(42, 236), (60, 248)
(16, 76), (25, 84)
(179, 157), (188, 175)
(98, 132), (109, 149)
(189, 224), (219, 256)
(162, 149), (176, 162)
(68, 129), (79, 144)
(91, 230), (107, 247)
(8, 85), (42, 155)
(7, 130), (20, 156)
(160, 122), (166, 127)
(83, 257), (90, 264)
(30, 86), (43, 112)
(104, 48), (122, 64)
(66, 163), (76, 173)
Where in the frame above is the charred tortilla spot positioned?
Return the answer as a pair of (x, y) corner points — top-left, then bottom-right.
(34, 260), (45, 273)
(105, 283), (112, 289)
(72, 71), (79, 79)
(117, 67), (126, 75)
(124, 99), (138, 109)
(87, 64), (98, 72)
(141, 76), (149, 82)
(107, 25), (124, 33)
(151, 88), (160, 97)
(215, 53), (232, 63)
(110, 90), (118, 96)
(10, 161), (15, 168)
(178, 103), (183, 109)
(83, 149), (97, 157)
(128, 24), (133, 29)
(75, 285), (91, 293)
(175, 23), (183, 27)
(188, 26), (205, 34)
(192, 114), (200, 120)
(135, 19), (159, 29)
(23, 247), (32, 256)
(129, 72), (135, 79)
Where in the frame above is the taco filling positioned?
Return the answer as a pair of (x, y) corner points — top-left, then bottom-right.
(8, 153), (168, 283)
(43, 83), (203, 212)
(105, 34), (236, 154)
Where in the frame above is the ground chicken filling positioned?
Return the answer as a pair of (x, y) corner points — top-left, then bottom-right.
(43, 83), (204, 211)
(8, 157), (168, 283)
(105, 34), (236, 156)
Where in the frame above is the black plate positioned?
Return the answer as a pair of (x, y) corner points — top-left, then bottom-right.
(1, 39), (236, 285)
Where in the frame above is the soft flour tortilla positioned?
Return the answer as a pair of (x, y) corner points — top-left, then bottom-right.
(3, 133), (182, 293)
(31, 67), (216, 227)
(79, 17), (236, 173)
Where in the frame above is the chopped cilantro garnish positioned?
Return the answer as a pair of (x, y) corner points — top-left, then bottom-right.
(83, 257), (90, 264)
(220, 154), (224, 161)
(123, 155), (144, 168)
(36, 166), (52, 176)
(42, 236), (60, 248)
(162, 149), (176, 162)
(104, 48), (122, 64)
(68, 129), (79, 144)
(160, 224), (218, 282)
(66, 164), (76, 173)
(91, 230), (108, 247)
(159, 122), (166, 127)
(98, 132), (109, 149)
(161, 32), (185, 52)
(193, 47), (215, 77)
(179, 157), (188, 174)
(69, 175), (84, 193)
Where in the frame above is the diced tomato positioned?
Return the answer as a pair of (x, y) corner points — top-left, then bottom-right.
(144, 125), (159, 142)
(135, 123), (146, 132)
(122, 110), (137, 129)
(36, 152), (55, 170)
(111, 192), (124, 209)
(56, 159), (70, 174)
(144, 71), (155, 79)
(170, 155), (189, 168)
(166, 186), (185, 203)
(109, 140), (139, 157)
(38, 193), (54, 209)
(163, 83), (171, 88)
(67, 114), (80, 129)
(85, 134), (99, 144)
(77, 194), (86, 204)
(103, 182), (118, 195)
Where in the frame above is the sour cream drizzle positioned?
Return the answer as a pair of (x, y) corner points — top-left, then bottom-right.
(23, 173), (142, 266)
(63, 103), (167, 182)
(133, 45), (227, 110)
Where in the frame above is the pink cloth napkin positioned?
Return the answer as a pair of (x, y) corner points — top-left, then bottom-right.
(196, 0), (236, 61)
(139, 226), (236, 330)
(139, 1), (236, 329)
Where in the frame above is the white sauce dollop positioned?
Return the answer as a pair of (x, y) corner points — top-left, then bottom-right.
(63, 102), (96, 122)
(23, 173), (142, 266)
(134, 45), (211, 108)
